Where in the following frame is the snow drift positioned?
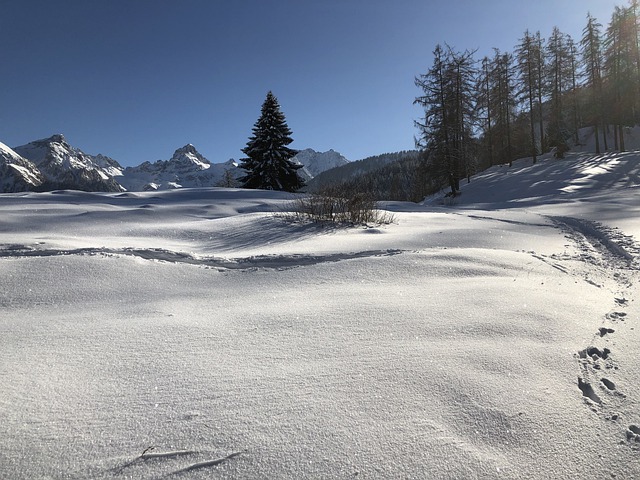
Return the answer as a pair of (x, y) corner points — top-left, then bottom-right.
(0, 149), (639, 479)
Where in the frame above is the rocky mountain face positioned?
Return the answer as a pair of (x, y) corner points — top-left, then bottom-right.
(118, 145), (241, 191)
(14, 134), (124, 192)
(1, 135), (353, 192)
(0, 142), (45, 193)
(290, 148), (350, 180)
(92, 154), (124, 178)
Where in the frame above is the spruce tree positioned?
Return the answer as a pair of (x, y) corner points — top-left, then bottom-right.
(239, 92), (305, 192)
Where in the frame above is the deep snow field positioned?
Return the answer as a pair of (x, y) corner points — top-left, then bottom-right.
(1, 151), (640, 479)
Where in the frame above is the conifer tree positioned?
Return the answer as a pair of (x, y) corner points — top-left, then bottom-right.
(516, 30), (540, 163)
(514, 31), (547, 161)
(545, 27), (574, 157)
(415, 45), (477, 195)
(581, 13), (605, 153)
(490, 49), (516, 166)
(239, 92), (305, 192)
(477, 56), (495, 166)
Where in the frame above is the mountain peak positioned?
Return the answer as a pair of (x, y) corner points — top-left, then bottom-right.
(170, 144), (210, 170)
(291, 148), (350, 178)
(175, 144), (198, 155)
(13, 135), (124, 192)
(46, 134), (67, 144)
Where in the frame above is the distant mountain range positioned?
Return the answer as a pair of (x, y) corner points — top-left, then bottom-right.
(0, 135), (351, 193)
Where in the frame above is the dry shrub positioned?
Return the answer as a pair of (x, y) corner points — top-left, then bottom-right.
(288, 185), (395, 226)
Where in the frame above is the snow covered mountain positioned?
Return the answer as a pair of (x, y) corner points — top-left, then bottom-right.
(290, 148), (350, 180)
(13, 134), (124, 192)
(1, 135), (352, 192)
(91, 153), (124, 177)
(117, 147), (349, 190)
(118, 144), (241, 191)
(0, 141), (45, 192)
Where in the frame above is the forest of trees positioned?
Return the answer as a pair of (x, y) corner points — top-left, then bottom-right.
(415, 1), (640, 196)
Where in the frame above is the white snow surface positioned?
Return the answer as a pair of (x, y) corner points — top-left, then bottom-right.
(1, 150), (640, 479)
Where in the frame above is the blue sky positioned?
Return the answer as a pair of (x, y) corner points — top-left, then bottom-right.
(2, 0), (619, 166)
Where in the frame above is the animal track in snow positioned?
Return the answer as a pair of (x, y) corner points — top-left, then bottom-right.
(598, 327), (615, 337)
(578, 346), (611, 360)
(551, 216), (638, 448)
(627, 425), (640, 443)
(607, 311), (627, 322)
(601, 378), (616, 391)
(578, 377), (602, 404)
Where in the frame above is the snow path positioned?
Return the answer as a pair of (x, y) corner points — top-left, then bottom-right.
(544, 215), (640, 455)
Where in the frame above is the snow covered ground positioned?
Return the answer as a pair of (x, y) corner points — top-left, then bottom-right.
(1, 151), (639, 479)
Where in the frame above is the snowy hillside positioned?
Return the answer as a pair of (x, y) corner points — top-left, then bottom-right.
(1, 150), (639, 479)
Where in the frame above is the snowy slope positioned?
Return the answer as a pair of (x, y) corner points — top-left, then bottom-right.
(424, 150), (640, 238)
(0, 151), (639, 479)
(13, 134), (124, 192)
(118, 144), (241, 191)
(0, 142), (44, 192)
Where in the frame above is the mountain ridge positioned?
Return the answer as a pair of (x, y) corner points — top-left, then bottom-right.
(1, 134), (354, 192)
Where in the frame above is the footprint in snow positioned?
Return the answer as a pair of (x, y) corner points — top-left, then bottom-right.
(578, 346), (611, 360)
(578, 377), (602, 404)
(607, 311), (627, 321)
(626, 425), (640, 443)
(598, 327), (615, 337)
(601, 378), (616, 391)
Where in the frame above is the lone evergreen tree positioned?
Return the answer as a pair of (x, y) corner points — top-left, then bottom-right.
(239, 91), (305, 192)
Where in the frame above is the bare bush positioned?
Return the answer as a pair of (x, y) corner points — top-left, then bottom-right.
(286, 185), (396, 226)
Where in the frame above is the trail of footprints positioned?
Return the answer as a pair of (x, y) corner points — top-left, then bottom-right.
(576, 296), (639, 448)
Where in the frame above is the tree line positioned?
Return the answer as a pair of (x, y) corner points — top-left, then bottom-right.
(415, 1), (640, 196)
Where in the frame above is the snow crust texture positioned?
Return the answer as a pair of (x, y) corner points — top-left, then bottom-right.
(1, 151), (639, 479)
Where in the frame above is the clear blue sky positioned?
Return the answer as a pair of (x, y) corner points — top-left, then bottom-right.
(1, 0), (619, 166)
